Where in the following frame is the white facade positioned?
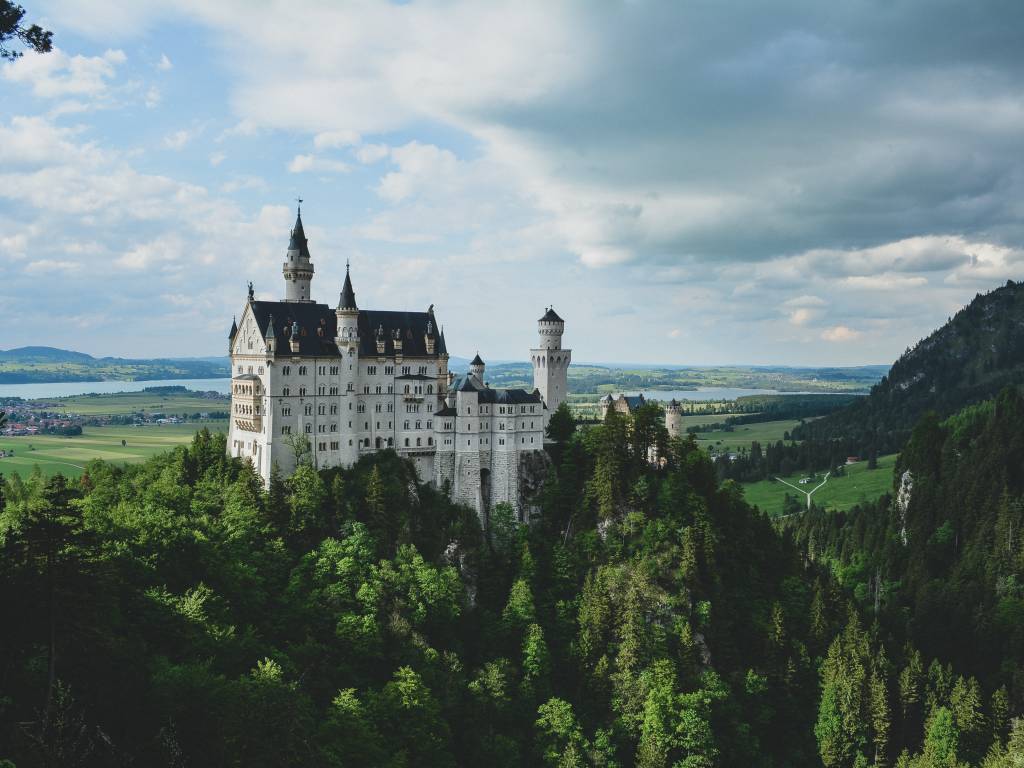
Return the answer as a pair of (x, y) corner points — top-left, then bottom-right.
(227, 210), (569, 523)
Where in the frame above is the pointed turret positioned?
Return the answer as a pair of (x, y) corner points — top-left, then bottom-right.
(438, 326), (448, 355)
(282, 203), (315, 302)
(229, 316), (237, 340)
(338, 262), (357, 311)
(266, 314), (276, 353)
(469, 352), (485, 383)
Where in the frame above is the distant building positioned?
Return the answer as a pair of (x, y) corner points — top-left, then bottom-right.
(598, 393), (685, 440)
(227, 207), (570, 523)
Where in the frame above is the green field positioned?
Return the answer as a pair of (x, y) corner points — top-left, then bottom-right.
(26, 390), (229, 416)
(740, 453), (898, 516)
(692, 419), (803, 453)
(0, 421), (227, 479)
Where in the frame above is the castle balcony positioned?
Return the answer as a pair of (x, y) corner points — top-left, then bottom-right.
(234, 416), (262, 433)
(402, 393), (424, 403)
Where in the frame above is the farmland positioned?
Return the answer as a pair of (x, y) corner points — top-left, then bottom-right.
(0, 422), (228, 479)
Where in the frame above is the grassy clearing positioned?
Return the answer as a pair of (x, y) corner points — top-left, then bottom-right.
(741, 453), (898, 516)
(0, 421), (228, 479)
(26, 390), (228, 416)
(691, 419), (803, 454)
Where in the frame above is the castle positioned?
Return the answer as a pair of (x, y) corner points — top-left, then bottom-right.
(599, 393), (685, 440)
(227, 208), (570, 522)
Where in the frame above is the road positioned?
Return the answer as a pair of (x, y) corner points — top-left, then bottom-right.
(775, 471), (830, 512)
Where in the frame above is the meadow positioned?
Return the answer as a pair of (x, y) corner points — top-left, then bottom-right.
(740, 452), (898, 517)
(690, 418), (803, 453)
(27, 390), (228, 416)
(0, 421), (228, 479)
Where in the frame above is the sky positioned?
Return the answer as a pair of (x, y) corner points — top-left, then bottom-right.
(2, 0), (1023, 366)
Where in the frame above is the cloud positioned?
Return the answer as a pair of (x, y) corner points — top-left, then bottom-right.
(163, 127), (199, 150)
(24, 259), (82, 274)
(2, 47), (127, 100)
(145, 85), (161, 108)
(209, 151), (226, 167)
(821, 325), (863, 342)
(157, 53), (173, 71)
(287, 153), (350, 174)
(355, 143), (389, 164)
(313, 130), (359, 149)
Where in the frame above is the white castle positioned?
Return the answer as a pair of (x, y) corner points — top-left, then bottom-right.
(227, 208), (570, 522)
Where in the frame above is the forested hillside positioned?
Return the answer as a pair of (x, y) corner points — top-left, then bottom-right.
(787, 387), (1024, 704)
(1, 404), (1021, 766)
(794, 280), (1024, 456)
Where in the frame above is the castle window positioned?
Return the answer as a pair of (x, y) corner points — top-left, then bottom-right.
(305, 424), (312, 433)
(427, 385), (433, 394)
(304, 405), (312, 415)
(415, 420), (421, 430)
(387, 403), (393, 412)
(364, 422), (369, 430)
(331, 424), (338, 432)
(426, 420), (432, 430)
(281, 426), (291, 435)
(299, 387), (307, 396)
(367, 365), (377, 375)
(331, 441), (339, 450)
(375, 403), (382, 413)
(416, 437), (421, 446)
(283, 387), (290, 396)
(402, 366), (411, 375)
(387, 385), (394, 394)
(319, 442), (326, 451)
(237, 365), (243, 373)
(388, 438), (393, 447)
(258, 367), (264, 375)
(319, 424), (326, 433)
(404, 420), (410, 430)
(318, 386), (325, 395)
(347, 382), (354, 391)
(376, 385), (382, 394)
(318, 405), (325, 415)
(282, 406), (291, 416)
(349, 439), (353, 446)
(299, 366), (307, 375)
(330, 366), (339, 375)
(404, 385), (410, 394)
(330, 404), (337, 414)
(405, 438), (410, 447)
(318, 366), (325, 375)
(385, 366), (394, 375)
(330, 386), (338, 395)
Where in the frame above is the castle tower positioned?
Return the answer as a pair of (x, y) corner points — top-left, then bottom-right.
(469, 352), (485, 384)
(665, 398), (682, 438)
(334, 264), (360, 466)
(282, 206), (314, 302)
(531, 307), (570, 417)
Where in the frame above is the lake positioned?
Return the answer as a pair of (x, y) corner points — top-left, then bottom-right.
(623, 387), (842, 402)
(0, 378), (232, 399)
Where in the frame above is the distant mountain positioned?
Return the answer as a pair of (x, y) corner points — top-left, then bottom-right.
(0, 347), (230, 384)
(0, 346), (96, 364)
(794, 279), (1024, 453)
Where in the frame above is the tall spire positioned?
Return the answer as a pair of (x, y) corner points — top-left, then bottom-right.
(288, 207), (311, 260)
(338, 260), (357, 311)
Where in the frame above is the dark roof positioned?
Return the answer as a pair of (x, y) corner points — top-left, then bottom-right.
(246, 301), (443, 359)
(438, 327), (448, 355)
(668, 398), (680, 407)
(338, 266), (357, 310)
(396, 373), (434, 381)
(228, 317), (237, 339)
(624, 394), (646, 410)
(358, 309), (440, 357)
(470, 353), (484, 366)
(478, 388), (543, 405)
(539, 307), (563, 323)
(266, 314), (276, 338)
(434, 405), (457, 417)
(288, 211), (311, 259)
(458, 377), (479, 392)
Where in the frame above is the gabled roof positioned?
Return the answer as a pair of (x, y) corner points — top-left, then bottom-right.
(470, 353), (484, 366)
(358, 309), (440, 357)
(539, 307), (563, 323)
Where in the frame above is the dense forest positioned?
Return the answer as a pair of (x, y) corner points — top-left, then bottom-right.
(1, 398), (1021, 766)
(794, 280), (1024, 457)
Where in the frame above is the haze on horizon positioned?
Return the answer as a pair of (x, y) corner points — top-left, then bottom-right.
(2, 1), (1023, 367)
